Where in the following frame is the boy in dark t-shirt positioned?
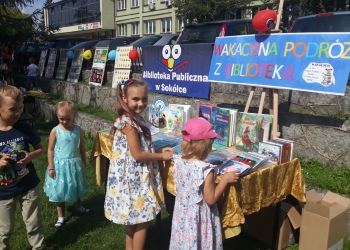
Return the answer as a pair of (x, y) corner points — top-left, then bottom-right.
(0, 85), (46, 249)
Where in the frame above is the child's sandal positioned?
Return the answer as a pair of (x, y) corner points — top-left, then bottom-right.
(75, 206), (90, 214)
(53, 220), (64, 229)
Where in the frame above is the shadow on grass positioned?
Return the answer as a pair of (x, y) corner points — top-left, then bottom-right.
(44, 192), (109, 250)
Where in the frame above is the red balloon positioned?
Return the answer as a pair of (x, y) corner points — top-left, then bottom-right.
(129, 48), (138, 61)
(252, 9), (277, 32)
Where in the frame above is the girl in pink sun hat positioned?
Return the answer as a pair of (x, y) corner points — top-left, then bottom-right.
(169, 117), (240, 250)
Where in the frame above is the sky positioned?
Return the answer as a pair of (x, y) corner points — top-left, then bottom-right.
(23, 0), (57, 14)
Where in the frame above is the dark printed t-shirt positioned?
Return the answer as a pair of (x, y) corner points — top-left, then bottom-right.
(0, 122), (41, 200)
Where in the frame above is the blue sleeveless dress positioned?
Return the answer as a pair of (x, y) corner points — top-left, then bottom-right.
(44, 125), (87, 202)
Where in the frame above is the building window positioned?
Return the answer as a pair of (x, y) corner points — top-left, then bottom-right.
(161, 18), (172, 33)
(118, 0), (126, 10)
(131, 0), (139, 8)
(176, 18), (183, 32)
(47, 0), (101, 28)
(132, 22), (140, 35)
(118, 24), (127, 36)
(143, 0), (153, 5)
(144, 20), (155, 34)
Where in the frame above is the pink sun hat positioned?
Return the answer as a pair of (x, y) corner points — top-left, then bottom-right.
(181, 117), (224, 142)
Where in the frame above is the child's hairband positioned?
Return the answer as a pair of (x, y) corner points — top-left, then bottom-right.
(120, 79), (133, 89)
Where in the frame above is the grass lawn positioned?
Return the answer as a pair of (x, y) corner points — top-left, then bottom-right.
(9, 118), (350, 249)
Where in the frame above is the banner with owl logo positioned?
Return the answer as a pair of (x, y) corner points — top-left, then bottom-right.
(142, 44), (213, 99)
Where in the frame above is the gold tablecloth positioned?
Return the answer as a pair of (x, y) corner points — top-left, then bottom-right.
(90, 130), (306, 237)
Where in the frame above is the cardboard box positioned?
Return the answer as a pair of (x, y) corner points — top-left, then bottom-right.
(299, 189), (350, 250)
(242, 201), (302, 250)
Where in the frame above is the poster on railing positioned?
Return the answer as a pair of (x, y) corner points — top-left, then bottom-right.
(56, 49), (69, 80)
(208, 33), (350, 96)
(67, 49), (84, 83)
(112, 46), (133, 88)
(142, 44), (213, 99)
(37, 50), (48, 77)
(89, 47), (108, 86)
(44, 49), (57, 78)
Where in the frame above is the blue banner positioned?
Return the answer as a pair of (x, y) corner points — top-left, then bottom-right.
(142, 44), (213, 99)
(208, 33), (350, 96)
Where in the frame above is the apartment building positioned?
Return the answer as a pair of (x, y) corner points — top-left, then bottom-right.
(44, 0), (270, 38)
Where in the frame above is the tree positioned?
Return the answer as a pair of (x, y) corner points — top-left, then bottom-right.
(0, 0), (56, 48)
(172, 0), (253, 24)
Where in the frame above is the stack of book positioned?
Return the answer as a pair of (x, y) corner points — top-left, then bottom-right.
(219, 151), (273, 177)
(199, 104), (273, 152)
(258, 138), (294, 164)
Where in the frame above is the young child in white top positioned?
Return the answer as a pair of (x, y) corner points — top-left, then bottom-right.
(170, 117), (240, 250)
(25, 57), (37, 90)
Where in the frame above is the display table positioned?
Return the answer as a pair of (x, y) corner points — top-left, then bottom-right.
(90, 130), (306, 241)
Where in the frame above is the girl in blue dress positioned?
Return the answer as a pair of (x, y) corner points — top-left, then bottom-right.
(44, 100), (89, 229)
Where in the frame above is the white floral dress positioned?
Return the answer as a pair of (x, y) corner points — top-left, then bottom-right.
(104, 115), (165, 225)
(169, 155), (223, 250)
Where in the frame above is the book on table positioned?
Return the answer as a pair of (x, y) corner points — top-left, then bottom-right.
(198, 104), (216, 121)
(269, 139), (290, 164)
(169, 104), (191, 125)
(159, 106), (184, 133)
(218, 107), (239, 146)
(219, 151), (271, 177)
(152, 131), (183, 151)
(204, 147), (242, 165)
(211, 107), (231, 149)
(258, 141), (283, 164)
(235, 112), (273, 152)
(272, 138), (294, 161)
(148, 104), (161, 128)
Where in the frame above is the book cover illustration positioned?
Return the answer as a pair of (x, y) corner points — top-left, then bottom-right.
(273, 138), (294, 161)
(204, 147), (241, 165)
(148, 104), (160, 128)
(211, 107), (231, 148)
(269, 139), (288, 164)
(219, 107), (238, 146)
(258, 114), (273, 142)
(160, 106), (184, 133)
(169, 104), (191, 125)
(152, 132), (182, 150)
(237, 152), (271, 170)
(235, 112), (261, 152)
(232, 154), (258, 168)
(198, 104), (216, 121)
(93, 48), (108, 66)
(258, 141), (282, 164)
(219, 160), (251, 177)
(89, 67), (104, 85)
